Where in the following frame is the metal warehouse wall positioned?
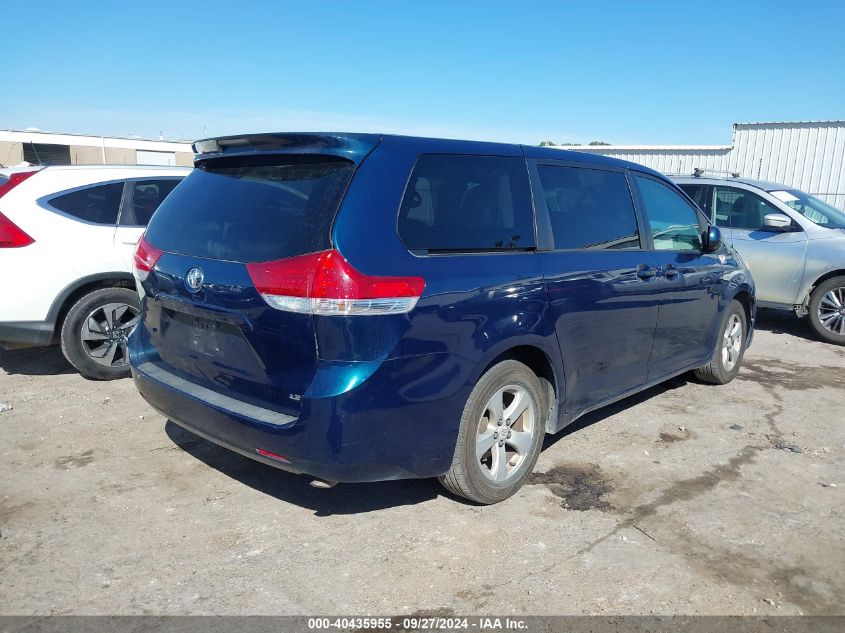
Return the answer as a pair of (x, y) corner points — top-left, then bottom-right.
(560, 121), (845, 206)
(0, 130), (195, 168)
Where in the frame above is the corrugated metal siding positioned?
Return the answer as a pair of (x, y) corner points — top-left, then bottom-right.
(563, 121), (845, 206)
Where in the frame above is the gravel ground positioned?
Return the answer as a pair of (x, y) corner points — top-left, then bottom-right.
(1, 311), (843, 616)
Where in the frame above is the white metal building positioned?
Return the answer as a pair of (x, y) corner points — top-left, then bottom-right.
(0, 129), (195, 168)
(557, 121), (845, 206)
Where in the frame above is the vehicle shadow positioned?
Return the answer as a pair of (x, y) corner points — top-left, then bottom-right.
(753, 308), (818, 342)
(165, 420), (441, 515)
(165, 377), (691, 514)
(0, 345), (75, 376)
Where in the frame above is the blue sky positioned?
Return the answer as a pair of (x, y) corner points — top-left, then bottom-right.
(3, 1), (844, 145)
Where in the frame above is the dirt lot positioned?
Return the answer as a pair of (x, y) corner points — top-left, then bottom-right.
(1, 311), (843, 616)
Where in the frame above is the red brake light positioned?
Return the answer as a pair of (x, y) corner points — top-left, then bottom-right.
(0, 170), (40, 248)
(133, 235), (163, 281)
(0, 169), (40, 200)
(0, 211), (35, 248)
(246, 249), (425, 315)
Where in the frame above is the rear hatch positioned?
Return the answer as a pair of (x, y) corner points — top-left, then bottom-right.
(138, 138), (374, 416)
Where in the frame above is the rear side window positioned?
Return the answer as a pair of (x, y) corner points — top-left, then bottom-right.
(49, 182), (125, 225)
(634, 175), (702, 251)
(536, 165), (640, 250)
(678, 184), (707, 209)
(398, 155), (534, 252)
(145, 156), (355, 263)
(120, 179), (181, 226)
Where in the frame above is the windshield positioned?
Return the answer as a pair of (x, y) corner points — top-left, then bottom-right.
(769, 189), (845, 229)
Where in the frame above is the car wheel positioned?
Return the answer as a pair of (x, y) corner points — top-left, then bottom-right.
(807, 276), (845, 345)
(693, 299), (747, 385)
(439, 360), (545, 504)
(60, 287), (141, 380)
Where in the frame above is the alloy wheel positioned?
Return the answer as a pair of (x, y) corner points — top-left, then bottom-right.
(817, 286), (845, 336)
(80, 302), (140, 368)
(475, 385), (536, 482)
(721, 313), (743, 371)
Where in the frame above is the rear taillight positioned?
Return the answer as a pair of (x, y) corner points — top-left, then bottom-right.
(0, 170), (41, 248)
(0, 211), (35, 248)
(246, 249), (425, 316)
(0, 169), (40, 200)
(133, 235), (163, 281)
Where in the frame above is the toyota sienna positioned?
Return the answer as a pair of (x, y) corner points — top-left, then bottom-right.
(129, 133), (755, 504)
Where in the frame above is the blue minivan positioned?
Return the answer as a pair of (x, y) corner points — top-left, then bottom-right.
(129, 133), (755, 504)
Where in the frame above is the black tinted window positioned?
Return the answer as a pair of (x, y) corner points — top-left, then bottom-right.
(145, 156), (354, 263)
(50, 182), (124, 225)
(120, 179), (182, 226)
(537, 165), (639, 250)
(398, 155), (534, 252)
(679, 184), (707, 208)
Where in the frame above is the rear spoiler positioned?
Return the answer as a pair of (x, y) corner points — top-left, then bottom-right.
(192, 132), (382, 165)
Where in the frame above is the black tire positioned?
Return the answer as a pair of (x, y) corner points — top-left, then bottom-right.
(439, 360), (545, 504)
(60, 287), (140, 380)
(693, 299), (747, 385)
(807, 276), (845, 345)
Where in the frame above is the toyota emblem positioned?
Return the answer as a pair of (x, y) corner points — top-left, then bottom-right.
(185, 267), (204, 293)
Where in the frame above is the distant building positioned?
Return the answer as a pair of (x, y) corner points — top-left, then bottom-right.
(555, 121), (845, 206)
(0, 129), (195, 168)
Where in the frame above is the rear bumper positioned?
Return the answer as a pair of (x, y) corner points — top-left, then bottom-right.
(131, 351), (474, 483)
(0, 321), (54, 349)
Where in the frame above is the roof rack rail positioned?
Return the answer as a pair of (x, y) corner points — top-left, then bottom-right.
(693, 167), (740, 178)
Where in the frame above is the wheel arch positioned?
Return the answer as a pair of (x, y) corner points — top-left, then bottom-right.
(796, 268), (845, 312)
(730, 288), (754, 327)
(809, 269), (845, 296)
(472, 343), (563, 435)
(46, 273), (137, 342)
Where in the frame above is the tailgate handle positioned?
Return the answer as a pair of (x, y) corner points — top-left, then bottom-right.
(156, 295), (253, 330)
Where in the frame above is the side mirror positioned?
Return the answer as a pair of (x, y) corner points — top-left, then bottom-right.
(764, 213), (793, 231)
(703, 225), (722, 253)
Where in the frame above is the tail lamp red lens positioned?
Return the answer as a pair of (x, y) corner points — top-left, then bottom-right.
(0, 169), (40, 200)
(246, 249), (425, 316)
(0, 170), (41, 248)
(133, 235), (163, 281)
(0, 211), (35, 248)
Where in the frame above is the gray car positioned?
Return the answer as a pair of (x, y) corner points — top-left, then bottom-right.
(673, 172), (845, 345)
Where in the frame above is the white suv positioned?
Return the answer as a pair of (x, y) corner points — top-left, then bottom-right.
(0, 164), (191, 378)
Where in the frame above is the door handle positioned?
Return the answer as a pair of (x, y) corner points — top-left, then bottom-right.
(663, 264), (679, 278)
(636, 264), (657, 280)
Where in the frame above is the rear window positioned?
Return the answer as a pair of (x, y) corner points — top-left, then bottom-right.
(144, 156), (355, 263)
(49, 182), (125, 225)
(398, 154), (535, 252)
